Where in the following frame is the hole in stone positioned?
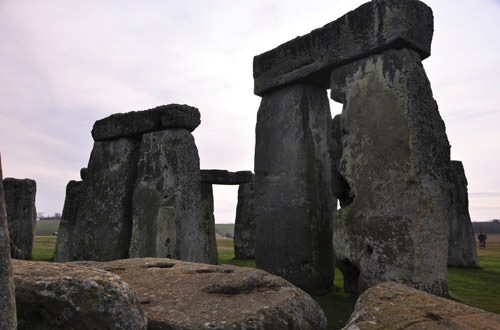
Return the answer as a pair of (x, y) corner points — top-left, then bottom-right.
(425, 312), (443, 322)
(365, 244), (374, 255)
(146, 262), (174, 269)
(141, 300), (151, 305)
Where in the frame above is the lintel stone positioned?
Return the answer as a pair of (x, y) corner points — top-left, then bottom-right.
(253, 0), (433, 96)
(200, 170), (253, 185)
(92, 104), (201, 141)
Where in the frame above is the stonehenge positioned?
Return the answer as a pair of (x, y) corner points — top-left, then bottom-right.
(3, 177), (37, 260)
(234, 176), (256, 259)
(0, 155), (17, 330)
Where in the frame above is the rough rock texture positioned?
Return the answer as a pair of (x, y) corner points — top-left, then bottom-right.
(73, 138), (140, 261)
(92, 104), (200, 141)
(80, 167), (88, 180)
(448, 161), (478, 268)
(198, 183), (218, 264)
(76, 258), (327, 330)
(234, 179), (256, 259)
(54, 180), (84, 262)
(3, 177), (37, 260)
(253, 0), (433, 95)
(200, 170), (253, 185)
(12, 260), (147, 330)
(129, 129), (200, 262)
(0, 155), (17, 330)
(330, 49), (452, 296)
(342, 281), (500, 330)
(254, 83), (335, 295)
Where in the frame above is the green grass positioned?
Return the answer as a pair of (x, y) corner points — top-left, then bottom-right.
(32, 236), (500, 329)
(214, 223), (235, 237)
(35, 220), (60, 236)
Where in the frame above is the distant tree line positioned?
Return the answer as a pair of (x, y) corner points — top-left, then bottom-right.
(472, 220), (500, 234)
(37, 212), (61, 220)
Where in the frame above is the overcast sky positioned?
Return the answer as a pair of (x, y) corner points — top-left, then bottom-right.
(1, 0), (499, 223)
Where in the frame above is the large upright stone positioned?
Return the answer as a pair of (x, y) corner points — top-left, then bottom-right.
(54, 180), (84, 262)
(197, 183), (218, 264)
(73, 138), (140, 261)
(0, 155), (17, 330)
(129, 129), (201, 262)
(253, 0), (433, 95)
(92, 104), (200, 141)
(448, 161), (478, 268)
(3, 177), (37, 260)
(330, 48), (452, 296)
(234, 178), (256, 259)
(254, 83), (335, 295)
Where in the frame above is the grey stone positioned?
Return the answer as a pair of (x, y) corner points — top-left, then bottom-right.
(75, 258), (328, 330)
(197, 183), (218, 264)
(330, 48), (452, 296)
(72, 138), (140, 261)
(92, 104), (200, 141)
(129, 129), (200, 262)
(342, 281), (500, 330)
(3, 177), (37, 260)
(80, 167), (87, 180)
(234, 179), (256, 259)
(0, 155), (17, 330)
(254, 83), (335, 295)
(448, 161), (478, 268)
(54, 180), (84, 262)
(13, 260), (147, 330)
(200, 169), (253, 185)
(253, 0), (433, 95)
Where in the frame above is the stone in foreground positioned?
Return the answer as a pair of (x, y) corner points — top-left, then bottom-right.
(12, 260), (147, 330)
(76, 258), (327, 330)
(254, 83), (335, 295)
(3, 177), (37, 260)
(92, 104), (201, 141)
(253, 0), (433, 95)
(448, 161), (478, 268)
(200, 170), (254, 185)
(0, 155), (17, 330)
(342, 281), (500, 330)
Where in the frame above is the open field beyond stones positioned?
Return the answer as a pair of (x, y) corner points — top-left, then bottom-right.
(32, 236), (500, 330)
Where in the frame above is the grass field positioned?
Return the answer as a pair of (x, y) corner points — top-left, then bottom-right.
(35, 220), (61, 236)
(32, 236), (500, 329)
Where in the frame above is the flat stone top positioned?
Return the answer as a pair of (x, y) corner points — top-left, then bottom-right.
(3, 178), (36, 191)
(201, 170), (254, 185)
(253, 0), (433, 96)
(74, 258), (327, 330)
(91, 104), (200, 141)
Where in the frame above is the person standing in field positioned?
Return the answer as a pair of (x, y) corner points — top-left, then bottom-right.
(478, 232), (487, 249)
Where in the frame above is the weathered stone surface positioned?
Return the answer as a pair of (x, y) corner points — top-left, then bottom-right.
(80, 167), (87, 180)
(330, 48), (452, 296)
(200, 169), (253, 185)
(129, 129), (200, 262)
(3, 177), (37, 260)
(0, 155), (17, 330)
(54, 180), (84, 262)
(253, 0), (433, 95)
(92, 104), (201, 141)
(234, 179), (256, 259)
(73, 138), (140, 261)
(197, 183), (218, 264)
(342, 281), (500, 330)
(448, 161), (478, 268)
(76, 258), (327, 330)
(12, 260), (147, 330)
(254, 83), (335, 295)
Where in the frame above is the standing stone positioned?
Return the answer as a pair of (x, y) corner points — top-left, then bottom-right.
(53, 180), (83, 262)
(448, 161), (478, 267)
(234, 178), (256, 259)
(197, 183), (218, 264)
(254, 83), (335, 295)
(73, 138), (140, 261)
(129, 129), (201, 262)
(330, 48), (452, 296)
(0, 155), (17, 330)
(3, 178), (37, 260)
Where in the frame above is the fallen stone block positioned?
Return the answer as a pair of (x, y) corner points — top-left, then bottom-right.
(253, 0), (433, 95)
(92, 104), (201, 141)
(12, 259), (147, 330)
(342, 281), (500, 329)
(76, 258), (327, 330)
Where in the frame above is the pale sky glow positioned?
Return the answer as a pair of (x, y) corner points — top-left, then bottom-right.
(1, 0), (499, 222)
